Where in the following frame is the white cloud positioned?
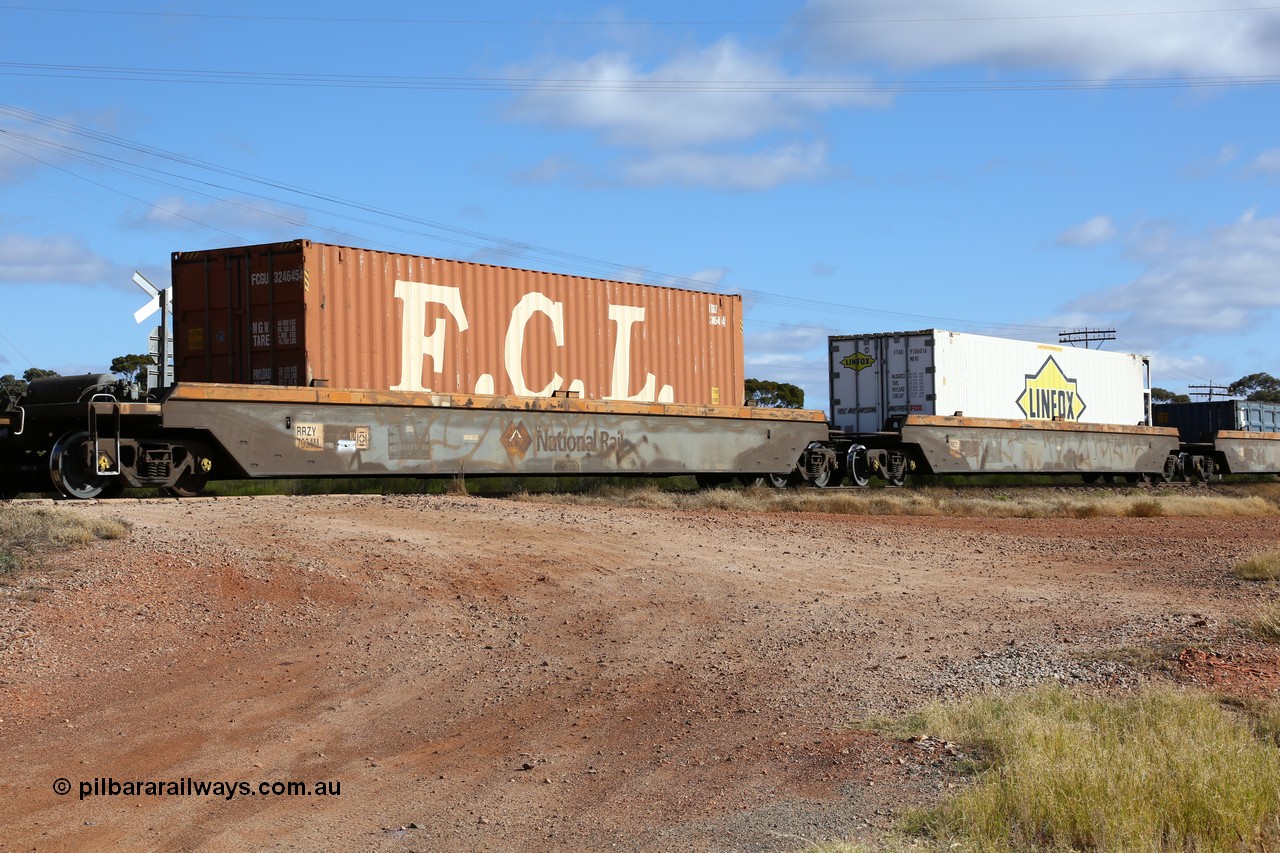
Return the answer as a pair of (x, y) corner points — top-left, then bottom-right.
(1066, 210), (1280, 340)
(514, 156), (579, 184)
(799, 0), (1280, 77)
(1251, 147), (1280, 177)
(1056, 215), (1117, 248)
(621, 142), (834, 189)
(506, 37), (881, 150)
(1143, 350), (1226, 388)
(685, 268), (728, 288)
(746, 325), (832, 357)
(742, 326), (831, 407)
(1183, 145), (1240, 180)
(0, 107), (128, 186)
(123, 196), (307, 233)
(647, 267), (731, 290)
(0, 116), (76, 185)
(0, 234), (118, 285)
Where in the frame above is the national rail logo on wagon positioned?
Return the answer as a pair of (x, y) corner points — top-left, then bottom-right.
(1016, 356), (1087, 421)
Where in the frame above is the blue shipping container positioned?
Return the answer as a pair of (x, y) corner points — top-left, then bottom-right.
(1153, 400), (1280, 443)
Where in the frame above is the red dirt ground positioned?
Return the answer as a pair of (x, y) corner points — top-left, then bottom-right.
(1, 494), (1277, 851)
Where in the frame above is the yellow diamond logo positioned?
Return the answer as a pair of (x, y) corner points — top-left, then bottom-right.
(1017, 356), (1086, 421)
(841, 351), (875, 371)
(501, 421), (532, 459)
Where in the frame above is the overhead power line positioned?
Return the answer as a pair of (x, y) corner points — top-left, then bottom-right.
(3, 4), (1279, 25)
(2, 62), (1278, 93)
(0, 104), (1091, 341)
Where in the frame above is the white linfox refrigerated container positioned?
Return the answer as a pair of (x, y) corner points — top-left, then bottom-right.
(829, 330), (1152, 433)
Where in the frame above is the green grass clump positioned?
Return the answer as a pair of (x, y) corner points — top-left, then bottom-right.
(893, 686), (1280, 852)
(0, 504), (130, 574)
(1235, 550), (1280, 582)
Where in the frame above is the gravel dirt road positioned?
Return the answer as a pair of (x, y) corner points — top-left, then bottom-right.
(2, 493), (1277, 851)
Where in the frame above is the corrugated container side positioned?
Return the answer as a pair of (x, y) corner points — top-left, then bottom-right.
(829, 329), (1150, 432)
(172, 243), (310, 387)
(173, 241), (743, 407)
(1235, 400), (1280, 433)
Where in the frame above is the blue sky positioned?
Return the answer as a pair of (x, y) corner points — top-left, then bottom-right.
(2, 1), (1278, 413)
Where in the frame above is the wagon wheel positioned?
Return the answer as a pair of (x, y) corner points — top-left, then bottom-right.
(165, 456), (212, 498)
(738, 472), (792, 488)
(846, 445), (871, 488)
(811, 466), (842, 488)
(49, 431), (117, 500)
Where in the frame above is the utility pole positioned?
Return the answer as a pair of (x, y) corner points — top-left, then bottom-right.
(1058, 328), (1116, 349)
(1188, 383), (1230, 401)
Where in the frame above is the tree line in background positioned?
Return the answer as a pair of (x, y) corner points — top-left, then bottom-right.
(1, 355), (154, 398)
(2, 361), (1277, 407)
(744, 377), (805, 408)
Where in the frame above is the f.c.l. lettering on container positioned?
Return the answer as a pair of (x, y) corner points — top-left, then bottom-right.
(171, 240), (743, 408)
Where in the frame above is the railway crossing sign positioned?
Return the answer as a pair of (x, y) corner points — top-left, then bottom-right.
(133, 271), (173, 324)
(133, 271), (173, 389)
(147, 326), (174, 390)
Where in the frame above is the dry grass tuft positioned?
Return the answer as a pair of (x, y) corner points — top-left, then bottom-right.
(1126, 498), (1165, 518)
(513, 484), (1278, 520)
(888, 686), (1280, 852)
(1248, 604), (1280, 643)
(1235, 550), (1280, 582)
(807, 840), (935, 852)
(1235, 481), (1280, 506)
(0, 503), (130, 575)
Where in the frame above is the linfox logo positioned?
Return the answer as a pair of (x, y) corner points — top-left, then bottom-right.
(390, 280), (676, 403)
(1016, 356), (1087, 421)
(841, 351), (875, 372)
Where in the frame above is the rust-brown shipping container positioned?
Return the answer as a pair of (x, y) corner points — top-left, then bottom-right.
(171, 240), (744, 407)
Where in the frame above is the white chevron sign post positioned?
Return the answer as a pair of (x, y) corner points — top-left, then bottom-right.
(133, 272), (173, 388)
(133, 271), (172, 324)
